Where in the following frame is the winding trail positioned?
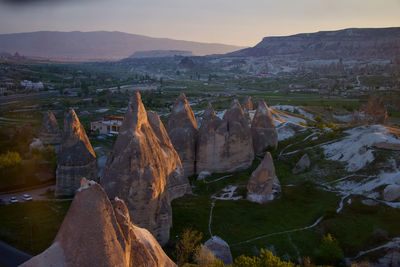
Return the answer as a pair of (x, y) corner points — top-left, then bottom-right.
(231, 216), (324, 246)
(204, 174), (233, 184)
(353, 238), (400, 259)
(208, 200), (216, 237)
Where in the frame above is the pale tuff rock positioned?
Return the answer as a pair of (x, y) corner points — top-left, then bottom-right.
(222, 99), (255, 171)
(251, 100), (278, 155)
(242, 96), (254, 111)
(102, 92), (182, 245)
(147, 110), (191, 199)
(167, 93), (199, 177)
(20, 179), (176, 267)
(352, 96), (388, 125)
(292, 154), (311, 174)
(196, 101), (254, 174)
(204, 236), (233, 265)
(196, 103), (227, 174)
(39, 110), (61, 144)
(383, 184), (400, 202)
(247, 152), (281, 204)
(56, 109), (97, 196)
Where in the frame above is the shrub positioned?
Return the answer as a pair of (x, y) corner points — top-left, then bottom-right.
(0, 151), (21, 169)
(233, 249), (297, 267)
(194, 245), (224, 267)
(176, 229), (204, 266)
(315, 234), (344, 266)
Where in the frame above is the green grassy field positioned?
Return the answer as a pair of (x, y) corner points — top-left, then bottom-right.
(0, 200), (71, 255)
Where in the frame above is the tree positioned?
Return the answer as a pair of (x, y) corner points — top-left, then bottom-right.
(0, 151), (21, 169)
(233, 249), (297, 267)
(315, 234), (344, 266)
(175, 229), (203, 266)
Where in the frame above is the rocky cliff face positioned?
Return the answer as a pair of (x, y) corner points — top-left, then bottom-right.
(56, 109), (97, 196)
(247, 152), (281, 204)
(231, 27), (400, 60)
(39, 110), (61, 145)
(167, 93), (199, 177)
(101, 92), (184, 245)
(20, 179), (176, 267)
(251, 100), (278, 155)
(147, 110), (191, 200)
(352, 96), (388, 125)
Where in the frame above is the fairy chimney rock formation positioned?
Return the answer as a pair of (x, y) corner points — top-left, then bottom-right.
(147, 110), (191, 199)
(204, 236), (233, 265)
(242, 96), (254, 111)
(56, 109), (97, 196)
(247, 152), (281, 204)
(20, 179), (176, 267)
(222, 99), (254, 171)
(292, 154), (311, 174)
(167, 93), (198, 177)
(39, 110), (61, 144)
(196, 103), (226, 173)
(251, 100), (278, 155)
(352, 96), (388, 125)
(102, 92), (185, 245)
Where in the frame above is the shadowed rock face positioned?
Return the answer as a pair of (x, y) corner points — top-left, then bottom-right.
(39, 110), (61, 144)
(247, 152), (281, 204)
(197, 101), (254, 174)
(102, 92), (184, 245)
(167, 93), (198, 177)
(20, 179), (176, 267)
(56, 109), (97, 196)
(204, 236), (233, 265)
(251, 100), (278, 156)
(352, 96), (388, 125)
(147, 111), (191, 200)
(292, 154), (311, 174)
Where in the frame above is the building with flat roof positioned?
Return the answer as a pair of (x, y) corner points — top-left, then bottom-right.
(90, 115), (123, 135)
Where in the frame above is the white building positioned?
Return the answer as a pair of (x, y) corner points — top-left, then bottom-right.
(91, 115), (123, 135)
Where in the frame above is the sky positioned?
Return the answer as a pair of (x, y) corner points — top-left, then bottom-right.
(0, 0), (399, 47)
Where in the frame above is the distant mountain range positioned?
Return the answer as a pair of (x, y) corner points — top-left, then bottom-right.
(230, 27), (400, 60)
(129, 50), (193, 58)
(0, 31), (245, 61)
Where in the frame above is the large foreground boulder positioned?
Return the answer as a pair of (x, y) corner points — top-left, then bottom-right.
(251, 100), (278, 155)
(167, 93), (199, 177)
(147, 111), (191, 199)
(20, 179), (176, 267)
(352, 96), (388, 125)
(39, 110), (61, 144)
(204, 236), (233, 265)
(247, 152), (281, 204)
(102, 92), (185, 245)
(56, 109), (97, 196)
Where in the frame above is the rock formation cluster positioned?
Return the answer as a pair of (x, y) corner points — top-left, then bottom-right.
(21, 179), (176, 267)
(56, 109), (97, 196)
(167, 93), (198, 177)
(101, 92), (190, 245)
(352, 96), (388, 125)
(39, 110), (61, 144)
(247, 152), (281, 204)
(196, 100), (254, 173)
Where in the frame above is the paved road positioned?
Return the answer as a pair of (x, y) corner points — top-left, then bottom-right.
(0, 185), (55, 205)
(0, 241), (31, 267)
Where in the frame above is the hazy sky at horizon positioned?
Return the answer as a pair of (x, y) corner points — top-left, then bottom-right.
(0, 0), (399, 46)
